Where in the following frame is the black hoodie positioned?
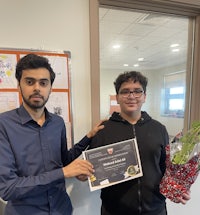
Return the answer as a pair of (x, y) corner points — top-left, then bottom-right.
(90, 111), (169, 215)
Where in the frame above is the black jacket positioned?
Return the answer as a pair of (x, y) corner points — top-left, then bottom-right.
(90, 111), (169, 215)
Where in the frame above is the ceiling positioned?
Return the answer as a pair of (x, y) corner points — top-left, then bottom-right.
(99, 7), (190, 71)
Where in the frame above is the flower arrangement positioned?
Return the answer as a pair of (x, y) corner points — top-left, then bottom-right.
(160, 121), (200, 203)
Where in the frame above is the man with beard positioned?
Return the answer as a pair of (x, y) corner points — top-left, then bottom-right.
(0, 54), (104, 215)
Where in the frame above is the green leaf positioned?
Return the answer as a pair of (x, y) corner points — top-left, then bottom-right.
(172, 121), (200, 164)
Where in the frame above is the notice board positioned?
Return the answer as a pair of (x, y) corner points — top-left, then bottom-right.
(0, 49), (73, 148)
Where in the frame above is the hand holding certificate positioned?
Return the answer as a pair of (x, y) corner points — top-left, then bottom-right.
(83, 138), (143, 191)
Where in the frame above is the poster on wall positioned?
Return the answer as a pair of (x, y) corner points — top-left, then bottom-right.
(109, 95), (120, 115)
(0, 54), (18, 88)
(0, 92), (20, 113)
(46, 91), (70, 123)
(45, 55), (69, 89)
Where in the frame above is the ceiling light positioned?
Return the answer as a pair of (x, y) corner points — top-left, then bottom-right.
(172, 48), (180, 52)
(134, 64), (139, 67)
(170, 44), (179, 48)
(112, 44), (121, 49)
(123, 64), (129, 67)
(138, 58), (144, 61)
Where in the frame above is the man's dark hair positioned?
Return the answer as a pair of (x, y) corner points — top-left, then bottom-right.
(114, 71), (148, 94)
(15, 54), (56, 85)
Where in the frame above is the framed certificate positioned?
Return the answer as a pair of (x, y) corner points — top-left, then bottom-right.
(83, 138), (143, 191)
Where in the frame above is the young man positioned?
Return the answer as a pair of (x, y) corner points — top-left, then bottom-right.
(90, 71), (190, 215)
(0, 54), (103, 215)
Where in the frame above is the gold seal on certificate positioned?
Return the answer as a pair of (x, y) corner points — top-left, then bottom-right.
(127, 165), (138, 176)
(90, 174), (97, 182)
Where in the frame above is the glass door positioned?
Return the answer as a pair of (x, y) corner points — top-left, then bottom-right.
(99, 7), (193, 137)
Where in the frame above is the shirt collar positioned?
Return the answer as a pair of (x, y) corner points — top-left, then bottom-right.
(18, 105), (52, 125)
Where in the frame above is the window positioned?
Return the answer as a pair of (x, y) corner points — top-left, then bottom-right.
(162, 72), (185, 118)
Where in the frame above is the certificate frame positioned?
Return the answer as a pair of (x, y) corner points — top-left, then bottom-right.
(83, 138), (143, 191)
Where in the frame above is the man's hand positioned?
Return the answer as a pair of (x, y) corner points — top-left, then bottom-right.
(76, 174), (88, 181)
(176, 191), (191, 204)
(86, 119), (106, 138)
(62, 159), (94, 178)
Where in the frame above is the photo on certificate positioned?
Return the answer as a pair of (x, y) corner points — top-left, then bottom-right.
(83, 138), (143, 191)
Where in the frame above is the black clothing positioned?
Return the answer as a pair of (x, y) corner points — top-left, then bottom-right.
(101, 205), (167, 215)
(90, 111), (169, 215)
